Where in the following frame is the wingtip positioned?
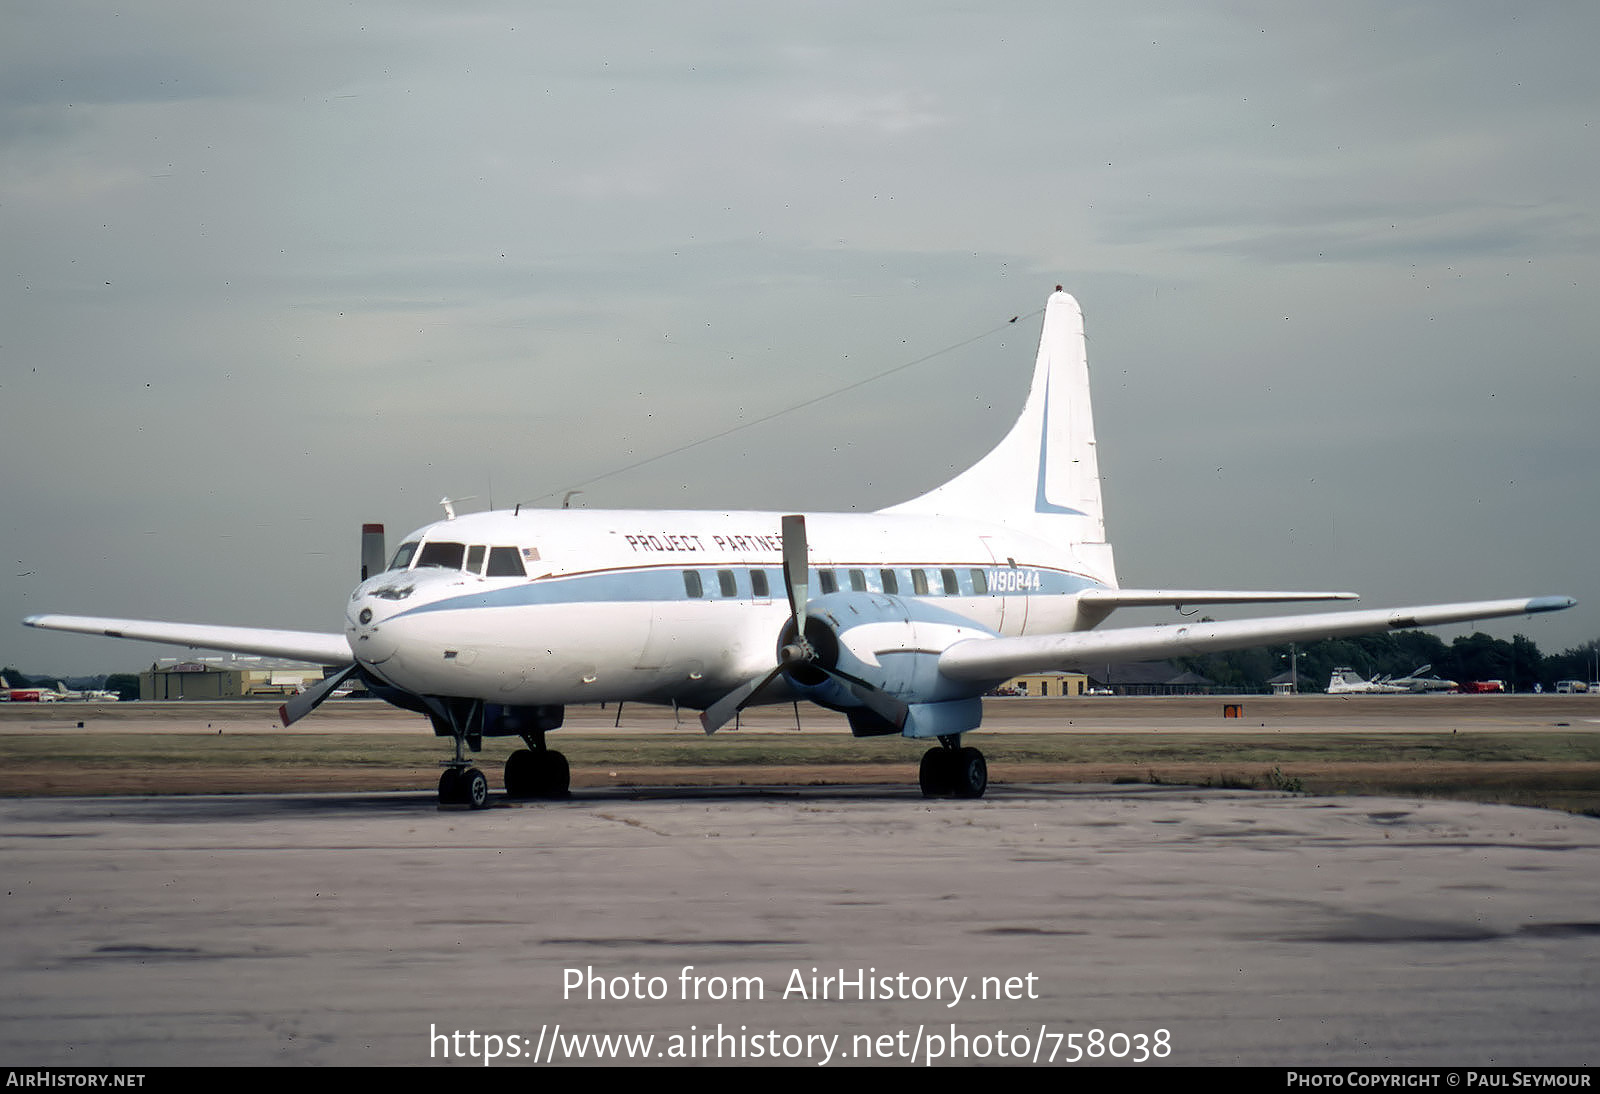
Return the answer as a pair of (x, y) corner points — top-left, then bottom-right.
(1526, 596), (1578, 613)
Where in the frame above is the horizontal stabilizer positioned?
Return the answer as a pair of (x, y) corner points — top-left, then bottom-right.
(939, 596), (1577, 682)
(23, 614), (351, 666)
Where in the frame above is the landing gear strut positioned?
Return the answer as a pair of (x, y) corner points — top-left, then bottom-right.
(428, 697), (494, 810)
(919, 735), (987, 799)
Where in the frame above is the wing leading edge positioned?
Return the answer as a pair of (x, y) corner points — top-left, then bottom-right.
(938, 596), (1577, 682)
(22, 614), (351, 667)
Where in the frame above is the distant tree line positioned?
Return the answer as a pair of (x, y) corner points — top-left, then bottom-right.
(1, 669), (141, 702)
(1176, 631), (1600, 694)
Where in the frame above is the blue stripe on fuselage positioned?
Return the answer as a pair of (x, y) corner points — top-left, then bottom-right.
(386, 565), (1103, 620)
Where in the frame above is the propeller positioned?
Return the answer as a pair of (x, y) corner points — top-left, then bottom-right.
(283, 523), (381, 726)
(699, 515), (910, 734)
(279, 662), (361, 727)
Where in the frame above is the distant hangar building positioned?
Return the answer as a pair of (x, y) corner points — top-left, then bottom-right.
(139, 656), (329, 701)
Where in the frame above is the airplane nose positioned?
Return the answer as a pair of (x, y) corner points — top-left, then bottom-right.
(348, 583), (409, 665)
(348, 607), (398, 665)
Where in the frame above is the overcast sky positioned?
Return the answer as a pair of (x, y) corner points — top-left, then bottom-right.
(3, 1), (1596, 676)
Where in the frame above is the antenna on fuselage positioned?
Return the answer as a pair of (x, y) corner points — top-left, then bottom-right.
(438, 496), (477, 520)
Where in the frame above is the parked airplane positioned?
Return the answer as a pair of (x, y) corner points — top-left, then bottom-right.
(1326, 668), (1408, 695)
(24, 288), (1575, 806)
(1384, 665), (1459, 693)
(1327, 664), (1460, 694)
(0, 676), (58, 703)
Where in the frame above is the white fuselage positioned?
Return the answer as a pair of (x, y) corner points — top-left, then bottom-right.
(347, 507), (1107, 710)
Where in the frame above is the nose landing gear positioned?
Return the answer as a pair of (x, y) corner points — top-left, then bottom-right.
(438, 765), (490, 808)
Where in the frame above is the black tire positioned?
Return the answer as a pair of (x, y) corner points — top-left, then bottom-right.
(919, 747), (953, 797)
(538, 750), (571, 797)
(506, 749), (569, 798)
(504, 750), (535, 799)
(438, 768), (464, 805)
(953, 747), (988, 799)
(462, 767), (491, 810)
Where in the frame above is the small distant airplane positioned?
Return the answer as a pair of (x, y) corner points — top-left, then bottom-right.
(0, 676), (58, 703)
(1327, 665), (1458, 694)
(24, 288), (1575, 806)
(51, 684), (121, 700)
(0, 676), (119, 702)
(1384, 664), (1458, 693)
(1326, 668), (1409, 695)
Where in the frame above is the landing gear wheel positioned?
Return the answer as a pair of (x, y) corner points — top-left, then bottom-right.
(438, 768), (465, 805)
(504, 749), (571, 799)
(920, 747), (954, 797)
(538, 751), (571, 797)
(952, 747), (988, 799)
(461, 767), (490, 810)
(504, 750), (534, 799)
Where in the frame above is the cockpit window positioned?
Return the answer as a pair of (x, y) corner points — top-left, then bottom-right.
(388, 542), (419, 571)
(466, 545), (487, 574)
(486, 546), (526, 577)
(416, 541), (466, 569)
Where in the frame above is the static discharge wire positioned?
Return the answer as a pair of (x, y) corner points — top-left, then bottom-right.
(519, 304), (1048, 507)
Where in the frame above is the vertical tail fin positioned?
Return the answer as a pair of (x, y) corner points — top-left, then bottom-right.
(884, 288), (1115, 582)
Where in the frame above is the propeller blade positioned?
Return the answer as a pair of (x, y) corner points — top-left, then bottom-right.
(781, 514), (809, 632)
(279, 663), (360, 727)
(701, 515), (835, 735)
(699, 666), (785, 735)
(361, 523), (386, 582)
(821, 665), (910, 730)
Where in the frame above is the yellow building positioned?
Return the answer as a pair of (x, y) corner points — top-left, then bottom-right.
(1001, 672), (1091, 697)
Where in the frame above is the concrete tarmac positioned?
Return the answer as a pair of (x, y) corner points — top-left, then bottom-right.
(3, 780), (1598, 1067)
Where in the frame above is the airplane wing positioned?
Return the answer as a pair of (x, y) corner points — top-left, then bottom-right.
(1077, 588), (1358, 608)
(938, 596), (1576, 682)
(22, 614), (351, 666)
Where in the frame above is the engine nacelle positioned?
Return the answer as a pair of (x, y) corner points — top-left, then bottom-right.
(777, 592), (998, 736)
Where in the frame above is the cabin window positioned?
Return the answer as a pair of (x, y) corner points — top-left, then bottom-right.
(683, 570), (703, 598)
(466, 545), (486, 574)
(880, 569), (899, 595)
(970, 569), (988, 594)
(817, 569), (838, 595)
(389, 542), (419, 571)
(486, 546), (526, 577)
(751, 570), (770, 598)
(848, 569), (867, 592)
(715, 569), (736, 597)
(416, 541), (466, 569)
(911, 569), (930, 596)
(941, 568), (959, 594)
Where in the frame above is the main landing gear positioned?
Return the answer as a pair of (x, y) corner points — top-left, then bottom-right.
(919, 735), (988, 799)
(504, 739), (570, 800)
